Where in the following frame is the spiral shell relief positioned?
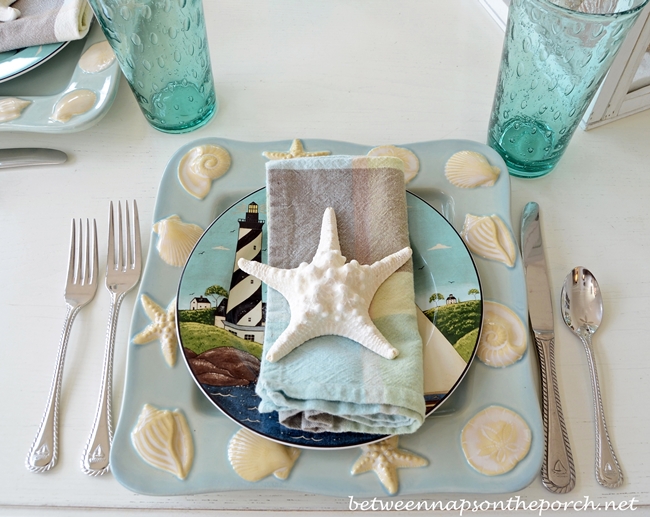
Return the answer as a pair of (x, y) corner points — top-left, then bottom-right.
(461, 406), (531, 476)
(461, 214), (516, 268)
(178, 144), (232, 199)
(228, 428), (301, 482)
(367, 145), (420, 184)
(477, 302), (527, 367)
(131, 404), (194, 480)
(445, 150), (500, 188)
(0, 97), (31, 123)
(153, 215), (204, 267)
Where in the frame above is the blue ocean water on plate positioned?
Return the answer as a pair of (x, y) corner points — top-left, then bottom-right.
(203, 383), (384, 448)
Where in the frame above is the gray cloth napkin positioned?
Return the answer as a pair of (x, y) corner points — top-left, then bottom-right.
(255, 155), (426, 435)
(0, 0), (92, 53)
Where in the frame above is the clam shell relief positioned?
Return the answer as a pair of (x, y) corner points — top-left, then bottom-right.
(461, 214), (516, 268)
(131, 404), (194, 480)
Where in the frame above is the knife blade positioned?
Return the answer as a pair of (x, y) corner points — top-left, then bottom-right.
(521, 201), (576, 494)
(0, 148), (67, 169)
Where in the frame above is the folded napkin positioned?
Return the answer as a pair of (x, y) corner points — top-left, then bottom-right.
(256, 155), (425, 435)
(0, 0), (92, 53)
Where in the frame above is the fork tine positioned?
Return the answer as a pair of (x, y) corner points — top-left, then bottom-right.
(118, 201), (124, 272)
(108, 202), (115, 271)
(83, 219), (91, 286)
(133, 200), (142, 272)
(125, 201), (133, 269)
(91, 219), (98, 286)
(76, 219), (83, 285)
(66, 219), (76, 286)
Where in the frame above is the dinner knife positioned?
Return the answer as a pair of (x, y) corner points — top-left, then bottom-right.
(521, 202), (576, 494)
(0, 148), (67, 169)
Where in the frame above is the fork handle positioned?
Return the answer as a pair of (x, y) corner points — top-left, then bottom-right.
(81, 292), (124, 476)
(26, 305), (80, 473)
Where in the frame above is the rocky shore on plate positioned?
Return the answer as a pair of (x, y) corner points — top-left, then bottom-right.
(184, 346), (261, 386)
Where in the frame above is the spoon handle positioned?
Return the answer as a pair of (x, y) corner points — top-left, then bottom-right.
(580, 332), (624, 488)
(534, 332), (576, 493)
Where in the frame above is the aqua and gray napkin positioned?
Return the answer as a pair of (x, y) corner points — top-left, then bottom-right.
(255, 155), (425, 435)
(0, 0), (92, 53)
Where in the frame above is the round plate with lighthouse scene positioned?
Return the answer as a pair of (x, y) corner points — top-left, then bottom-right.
(177, 188), (482, 449)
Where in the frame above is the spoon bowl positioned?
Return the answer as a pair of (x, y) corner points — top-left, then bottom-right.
(560, 267), (623, 489)
(561, 266), (603, 336)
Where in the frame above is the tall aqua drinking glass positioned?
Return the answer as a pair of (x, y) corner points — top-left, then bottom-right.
(88, 0), (217, 133)
(488, 0), (648, 177)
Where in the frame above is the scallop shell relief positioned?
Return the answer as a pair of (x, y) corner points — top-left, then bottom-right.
(461, 214), (516, 268)
(178, 144), (231, 199)
(367, 145), (420, 184)
(153, 215), (204, 267)
(131, 404), (194, 480)
(445, 150), (500, 188)
(228, 428), (301, 482)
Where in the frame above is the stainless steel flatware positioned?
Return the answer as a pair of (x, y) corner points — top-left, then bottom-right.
(520, 202), (576, 493)
(26, 219), (99, 472)
(561, 267), (623, 488)
(81, 201), (142, 475)
(0, 148), (67, 169)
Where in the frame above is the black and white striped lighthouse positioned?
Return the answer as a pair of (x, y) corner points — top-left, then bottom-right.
(224, 202), (265, 341)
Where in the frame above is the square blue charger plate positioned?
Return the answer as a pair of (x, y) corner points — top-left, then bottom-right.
(111, 138), (543, 497)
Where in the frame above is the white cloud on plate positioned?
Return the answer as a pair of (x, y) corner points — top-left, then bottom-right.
(213, 245), (230, 251)
(429, 243), (451, 251)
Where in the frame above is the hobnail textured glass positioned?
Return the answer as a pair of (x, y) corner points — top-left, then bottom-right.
(488, 0), (649, 177)
(88, 0), (217, 133)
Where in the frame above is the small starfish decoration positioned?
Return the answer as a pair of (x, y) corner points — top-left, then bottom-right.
(262, 139), (331, 160)
(351, 436), (428, 495)
(238, 207), (411, 362)
(132, 294), (178, 367)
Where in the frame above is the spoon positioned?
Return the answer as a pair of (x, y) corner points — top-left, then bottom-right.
(560, 267), (623, 488)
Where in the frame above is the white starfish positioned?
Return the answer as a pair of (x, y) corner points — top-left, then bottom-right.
(262, 139), (331, 160)
(132, 295), (178, 367)
(351, 436), (428, 495)
(238, 207), (411, 362)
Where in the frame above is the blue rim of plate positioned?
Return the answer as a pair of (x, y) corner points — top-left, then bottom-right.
(0, 41), (69, 83)
(176, 187), (482, 449)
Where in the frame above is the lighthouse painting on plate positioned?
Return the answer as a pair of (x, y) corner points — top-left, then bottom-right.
(222, 200), (265, 343)
(177, 194), (267, 391)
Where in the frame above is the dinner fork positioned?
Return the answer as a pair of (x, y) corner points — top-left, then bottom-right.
(26, 219), (99, 473)
(81, 201), (141, 475)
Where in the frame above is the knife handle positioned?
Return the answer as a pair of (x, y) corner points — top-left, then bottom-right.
(534, 333), (576, 493)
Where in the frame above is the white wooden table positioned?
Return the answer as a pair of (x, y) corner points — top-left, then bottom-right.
(1, 1), (649, 515)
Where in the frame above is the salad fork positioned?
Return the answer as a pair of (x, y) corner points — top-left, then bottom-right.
(26, 219), (99, 473)
(81, 201), (142, 476)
